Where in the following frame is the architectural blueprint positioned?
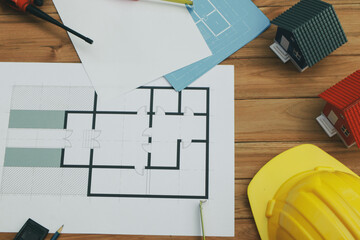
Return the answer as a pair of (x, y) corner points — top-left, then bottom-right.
(4, 86), (209, 199)
(0, 63), (234, 236)
(165, 0), (270, 91)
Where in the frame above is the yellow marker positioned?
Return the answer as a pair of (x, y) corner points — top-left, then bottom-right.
(161, 0), (193, 5)
(200, 200), (206, 240)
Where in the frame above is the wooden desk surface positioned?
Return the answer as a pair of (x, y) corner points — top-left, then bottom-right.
(0, 0), (359, 239)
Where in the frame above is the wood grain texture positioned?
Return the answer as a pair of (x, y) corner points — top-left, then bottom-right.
(235, 98), (329, 142)
(227, 56), (360, 100)
(236, 142), (360, 179)
(0, 14), (79, 62)
(0, 0), (359, 239)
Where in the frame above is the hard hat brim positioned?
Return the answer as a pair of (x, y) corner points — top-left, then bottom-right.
(247, 144), (357, 240)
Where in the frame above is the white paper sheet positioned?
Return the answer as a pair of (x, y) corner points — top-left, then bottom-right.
(52, 0), (212, 100)
(0, 63), (234, 236)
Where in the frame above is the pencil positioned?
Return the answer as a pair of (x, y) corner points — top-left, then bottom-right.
(161, 0), (193, 5)
(200, 201), (206, 240)
(50, 225), (64, 240)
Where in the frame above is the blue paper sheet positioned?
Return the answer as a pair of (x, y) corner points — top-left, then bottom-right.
(165, 0), (270, 91)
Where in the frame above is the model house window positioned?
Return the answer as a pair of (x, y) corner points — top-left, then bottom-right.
(341, 125), (350, 137)
(327, 111), (338, 125)
(293, 49), (302, 60)
(280, 36), (289, 51)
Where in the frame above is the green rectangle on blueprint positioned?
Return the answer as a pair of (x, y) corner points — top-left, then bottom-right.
(4, 148), (61, 167)
(9, 110), (65, 129)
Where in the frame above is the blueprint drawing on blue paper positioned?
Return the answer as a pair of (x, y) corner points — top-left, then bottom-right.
(165, 0), (270, 91)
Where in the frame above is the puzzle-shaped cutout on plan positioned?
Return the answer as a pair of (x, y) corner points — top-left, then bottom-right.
(2, 86), (210, 199)
(192, 0), (231, 37)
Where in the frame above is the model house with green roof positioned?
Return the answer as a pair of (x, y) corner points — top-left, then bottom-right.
(270, 0), (347, 72)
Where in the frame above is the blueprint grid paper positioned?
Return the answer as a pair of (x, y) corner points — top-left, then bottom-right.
(165, 0), (270, 91)
(0, 63), (234, 236)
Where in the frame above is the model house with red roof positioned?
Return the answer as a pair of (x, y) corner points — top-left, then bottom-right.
(317, 70), (360, 148)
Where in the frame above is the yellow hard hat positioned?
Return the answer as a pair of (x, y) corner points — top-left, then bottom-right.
(248, 144), (360, 240)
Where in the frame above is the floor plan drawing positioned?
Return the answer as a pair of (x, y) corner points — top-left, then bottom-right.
(165, 0), (269, 91)
(192, 0), (232, 37)
(2, 85), (210, 199)
(0, 63), (234, 236)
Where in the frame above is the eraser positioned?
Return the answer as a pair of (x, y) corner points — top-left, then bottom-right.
(14, 218), (49, 240)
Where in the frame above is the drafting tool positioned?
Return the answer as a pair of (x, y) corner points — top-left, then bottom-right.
(5, 0), (93, 44)
(162, 0), (193, 5)
(133, 0), (193, 5)
(50, 225), (64, 240)
(200, 200), (206, 240)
